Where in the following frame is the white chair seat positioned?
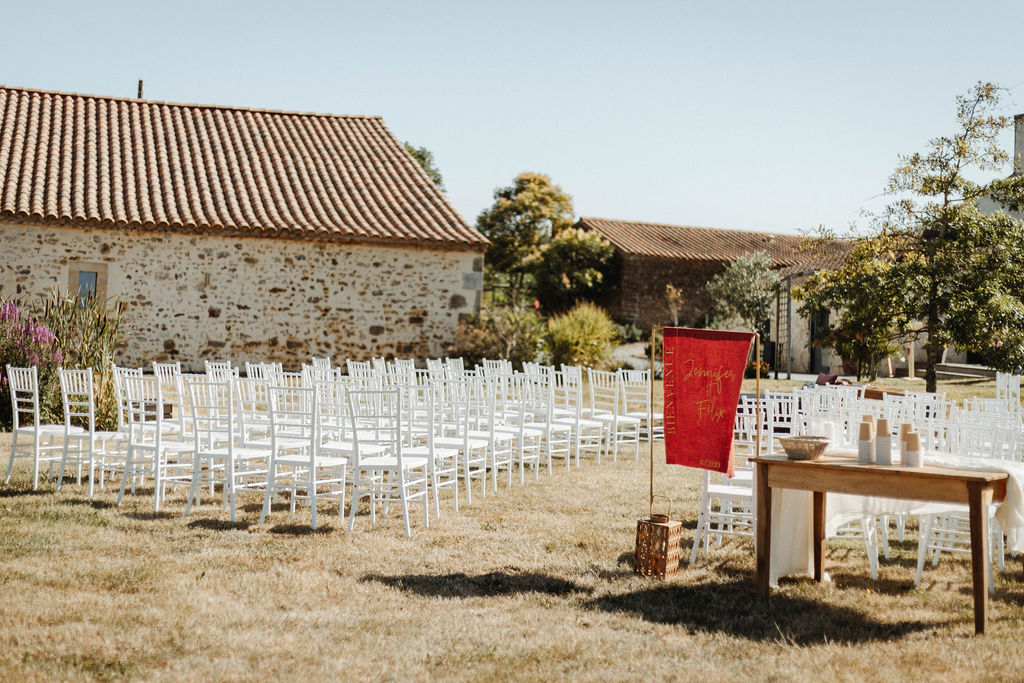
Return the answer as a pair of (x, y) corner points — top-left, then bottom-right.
(404, 445), (459, 460)
(321, 440), (388, 456)
(358, 454), (430, 469)
(523, 421), (572, 434)
(590, 413), (641, 425)
(248, 435), (309, 449)
(467, 429), (515, 444)
(626, 410), (663, 420)
(435, 436), (489, 451)
(198, 446), (270, 460)
(16, 424), (81, 435)
(276, 453), (349, 468)
(553, 417), (603, 429)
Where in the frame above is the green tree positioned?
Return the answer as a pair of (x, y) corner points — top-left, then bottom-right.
(816, 82), (1024, 392)
(403, 142), (445, 191)
(476, 172), (574, 281)
(525, 228), (615, 313)
(796, 242), (907, 380)
(703, 250), (780, 335)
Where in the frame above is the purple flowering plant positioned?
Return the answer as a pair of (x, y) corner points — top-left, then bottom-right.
(1, 297), (64, 429)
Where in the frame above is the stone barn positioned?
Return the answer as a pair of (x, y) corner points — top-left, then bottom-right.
(0, 86), (487, 369)
(577, 217), (848, 374)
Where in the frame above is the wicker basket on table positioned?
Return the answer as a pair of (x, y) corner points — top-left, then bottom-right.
(778, 436), (830, 461)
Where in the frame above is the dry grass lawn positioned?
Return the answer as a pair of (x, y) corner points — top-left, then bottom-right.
(1, 377), (1022, 680)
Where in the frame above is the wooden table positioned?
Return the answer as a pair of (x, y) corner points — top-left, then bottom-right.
(752, 454), (1009, 635)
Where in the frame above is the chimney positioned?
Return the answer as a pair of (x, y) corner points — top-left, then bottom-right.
(137, 79), (143, 99)
(1015, 114), (1024, 176)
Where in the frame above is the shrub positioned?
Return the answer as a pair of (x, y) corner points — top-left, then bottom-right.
(0, 299), (64, 429)
(745, 359), (770, 379)
(546, 302), (617, 369)
(615, 321), (644, 344)
(445, 303), (546, 370)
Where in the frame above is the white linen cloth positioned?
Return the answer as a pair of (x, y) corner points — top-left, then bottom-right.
(764, 448), (1024, 586)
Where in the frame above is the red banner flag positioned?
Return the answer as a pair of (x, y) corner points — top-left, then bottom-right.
(662, 327), (754, 477)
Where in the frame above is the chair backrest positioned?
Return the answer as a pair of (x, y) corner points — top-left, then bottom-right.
(122, 375), (165, 445)
(245, 362), (283, 383)
(312, 378), (354, 442)
(618, 369), (651, 415)
(235, 377), (270, 435)
(425, 358), (446, 379)
(311, 356), (332, 370)
(111, 364), (143, 431)
(188, 377), (235, 451)
(588, 368), (620, 414)
(59, 367), (96, 434)
(347, 359), (375, 378)
(268, 384), (317, 455)
(204, 359), (233, 374)
(431, 378), (471, 439)
(481, 359), (513, 378)
(444, 357), (465, 379)
(6, 365), (41, 430)
(347, 389), (403, 468)
(301, 364), (335, 386)
(996, 372), (1021, 402)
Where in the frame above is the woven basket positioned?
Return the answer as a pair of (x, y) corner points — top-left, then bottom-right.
(779, 436), (830, 461)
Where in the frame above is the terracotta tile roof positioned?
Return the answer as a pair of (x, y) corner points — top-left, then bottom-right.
(0, 85), (487, 250)
(577, 216), (848, 268)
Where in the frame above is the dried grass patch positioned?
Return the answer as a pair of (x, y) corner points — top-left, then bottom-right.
(2, 384), (1024, 680)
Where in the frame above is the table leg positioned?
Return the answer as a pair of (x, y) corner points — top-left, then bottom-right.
(967, 482), (994, 635)
(813, 491), (826, 582)
(756, 461), (772, 598)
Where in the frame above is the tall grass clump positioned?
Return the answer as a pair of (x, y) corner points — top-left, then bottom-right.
(0, 299), (64, 429)
(38, 291), (126, 430)
(546, 302), (617, 369)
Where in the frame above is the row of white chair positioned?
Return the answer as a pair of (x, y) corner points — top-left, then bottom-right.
(4, 357), (662, 537)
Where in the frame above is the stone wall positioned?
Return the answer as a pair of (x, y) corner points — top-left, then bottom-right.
(0, 223), (483, 370)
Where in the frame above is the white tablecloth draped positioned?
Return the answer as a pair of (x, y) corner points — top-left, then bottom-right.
(765, 448), (1024, 585)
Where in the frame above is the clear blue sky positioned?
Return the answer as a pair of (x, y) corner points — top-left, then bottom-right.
(2, 0), (1022, 235)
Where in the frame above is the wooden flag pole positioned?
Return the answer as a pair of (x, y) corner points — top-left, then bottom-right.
(649, 326), (659, 507)
(755, 333), (762, 457)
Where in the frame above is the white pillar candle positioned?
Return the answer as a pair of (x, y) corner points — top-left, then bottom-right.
(904, 432), (923, 467)
(857, 421), (874, 464)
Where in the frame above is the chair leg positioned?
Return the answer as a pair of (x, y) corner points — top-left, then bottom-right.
(879, 516), (891, 559)
(117, 447), (133, 507)
(259, 462), (276, 525)
(401, 483), (412, 537)
(915, 514), (934, 586)
(31, 433), (41, 490)
(310, 465), (318, 531)
(184, 455), (202, 518)
(862, 516), (879, 581)
(4, 432), (16, 484)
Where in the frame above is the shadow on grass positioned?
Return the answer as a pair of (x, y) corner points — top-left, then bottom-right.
(186, 518), (252, 531)
(267, 524), (333, 536)
(0, 486), (53, 498)
(360, 570), (594, 598)
(62, 498), (115, 510)
(122, 510), (175, 521)
(586, 579), (939, 644)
